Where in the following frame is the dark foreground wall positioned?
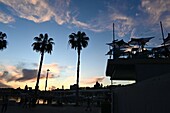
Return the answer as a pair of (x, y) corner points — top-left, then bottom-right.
(113, 73), (170, 113)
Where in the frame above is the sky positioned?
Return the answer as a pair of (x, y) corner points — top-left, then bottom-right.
(0, 0), (170, 90)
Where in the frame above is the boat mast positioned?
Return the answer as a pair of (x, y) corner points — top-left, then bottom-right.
(113, 23), (116, 59)
(160, 21), (170, 57)
(160, 21), (165, 47)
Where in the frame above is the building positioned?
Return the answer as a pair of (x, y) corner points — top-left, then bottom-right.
(105, 34), (170, 113)
(106, 58), (170, 82)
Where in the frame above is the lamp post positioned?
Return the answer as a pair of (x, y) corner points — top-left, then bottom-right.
(45, 69), (50, 91)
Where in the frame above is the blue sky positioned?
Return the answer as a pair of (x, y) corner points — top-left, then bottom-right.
(0, 0), (170, 90)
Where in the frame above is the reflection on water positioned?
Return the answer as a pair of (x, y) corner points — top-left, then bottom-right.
(16, 97), (46, 104)
(0, 97), (46, 105)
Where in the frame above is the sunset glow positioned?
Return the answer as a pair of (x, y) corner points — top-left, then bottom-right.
(0, 0), (170, 90)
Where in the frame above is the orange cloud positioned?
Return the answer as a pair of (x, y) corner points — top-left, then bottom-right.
(81, 76), (105, 84)
(49, 85), (56, 90)
(0, 79), (11, 88)
(0, 62), (74, 89)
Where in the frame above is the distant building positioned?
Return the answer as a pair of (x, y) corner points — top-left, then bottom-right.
(70, 84), (77, 90)
(94, 81), (101, 89)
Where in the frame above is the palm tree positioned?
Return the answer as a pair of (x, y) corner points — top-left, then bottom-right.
(32, 33), (54, 93)
(68, 31), (89, 105)
(0, 32), (7, 50)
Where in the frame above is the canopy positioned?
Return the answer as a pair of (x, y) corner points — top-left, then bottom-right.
(105, 49), (113, 55)
(162, 33), (170, 45)
(128, 37), (154, 46)
(106, 39), (130, 48)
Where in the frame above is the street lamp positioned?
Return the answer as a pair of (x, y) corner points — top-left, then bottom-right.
(45, 69), (50, 91)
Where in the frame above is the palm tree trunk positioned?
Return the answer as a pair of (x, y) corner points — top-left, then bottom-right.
(76, 49), (80, 106)
(35, 51), (44, 94)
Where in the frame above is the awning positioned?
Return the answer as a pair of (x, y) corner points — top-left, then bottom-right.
(128, 37), (154, 46)
(106, 39), (131, 49)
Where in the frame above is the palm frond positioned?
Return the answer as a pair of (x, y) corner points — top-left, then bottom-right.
(81, 32), (87, 37)
(48, 38), (55, 45)
(32, 33), (54, 54)
(0, 32), (7, 40)
(2, 33), (7, 38)
(68, 31), (89, 51)
(45, 44), (53, 54)
(32, 43), (41, 52)
(0, 40), (7, 50)
(34, 37), (42, 42)
(0, 32), (7, 50)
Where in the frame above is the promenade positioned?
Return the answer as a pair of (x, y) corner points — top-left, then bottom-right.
(2, 105), (101, 113)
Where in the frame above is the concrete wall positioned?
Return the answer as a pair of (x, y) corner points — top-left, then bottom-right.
(113, 73), (170, 113)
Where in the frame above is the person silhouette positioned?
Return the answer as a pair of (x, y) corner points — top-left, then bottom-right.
(1, 95), (9, 113)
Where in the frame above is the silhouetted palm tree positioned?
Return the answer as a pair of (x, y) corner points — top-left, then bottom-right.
(68, 31), (89, 105)
(32, 33), (54, 93)
(0, 32), (7, 50)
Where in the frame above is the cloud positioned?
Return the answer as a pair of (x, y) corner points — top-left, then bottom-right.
(49, 85), (56, 90)
(110, 14), (134, 37)
(0, 11), (15, 23)
(16, 69), (37, 82)
(0, 0), (134, 34)
(141, 0), (170, 24)
(0, 81), (11, 88)
(14, 63), (64, 82)
(74, 1), (136, 36)
(0, 62), (72, 86)
(32, 63), (38, 67)
(0, 0), (54, 23)
(85, 0), (170, 37)
(0, 0), (71, 24)
(50, 0), (71, 25)
(42, 63), (60, 74)
(82, 76), (105, 84)
(1, 0), (169, 37)
(71, 17), (103, 32)
(71, 17), (89, 29)
(41, 63), (65, 78)
(0, 0), (135, 34)
(90, 0), (170, 41)
(164, 17), (170, 28)
(0, 65), (22, 82)
(0, 62), (73, 89)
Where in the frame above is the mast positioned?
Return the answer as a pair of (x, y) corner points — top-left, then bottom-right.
(113, 23), (116, 59)
(113, 23), (115, 42)
(109, 46), (111, 59)
(111, 24), (114, 113)
(160, 21), (165, 46)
